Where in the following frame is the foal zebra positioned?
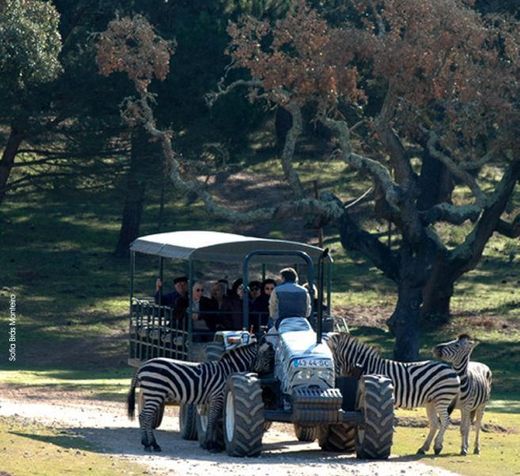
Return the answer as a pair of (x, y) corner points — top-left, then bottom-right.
(327, 333), (460, 455)
(127, 341), (274, 452)
(433, 334), (492, 455)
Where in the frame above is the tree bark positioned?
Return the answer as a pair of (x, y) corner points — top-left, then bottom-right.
(386, 282), (422, 361)
(421, 273), (453, 324)
(114, 129), (151, 257)
(0, 125), (25, 204)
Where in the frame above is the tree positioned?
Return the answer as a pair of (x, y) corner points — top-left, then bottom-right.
(0, 0), (62, 202)
(97, 2), (519, 360)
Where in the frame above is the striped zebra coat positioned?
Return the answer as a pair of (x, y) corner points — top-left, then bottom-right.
(327, 333), (460, 455)
(128, 342), (274, 452)
(433, 334), (492, 455)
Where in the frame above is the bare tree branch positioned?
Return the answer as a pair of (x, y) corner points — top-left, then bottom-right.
(451, 160), (520, 268)
(134, 93), (343, 224)
(280, 102), (305, 198)
(204, 79), (263, 107)
(427, 131), (487, 205)
(420, 203), (482, 225)
(321, 116), (401, 210)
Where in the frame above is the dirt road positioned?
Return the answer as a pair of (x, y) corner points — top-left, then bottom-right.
(0, 394), (458, 476)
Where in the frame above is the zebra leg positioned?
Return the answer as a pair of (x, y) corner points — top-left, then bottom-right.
(140, 398), (163, 452)
(433, 406), (451, 455)
(417, 403), (439, 454)
(473, 405), (485, 455)
(459, 408), (472, 456)
(203, 395), (224, 453)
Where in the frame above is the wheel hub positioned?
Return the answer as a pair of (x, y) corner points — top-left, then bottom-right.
(225, 392), (235, 441)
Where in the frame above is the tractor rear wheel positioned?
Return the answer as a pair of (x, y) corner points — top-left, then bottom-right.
(294, 424), (319, 442)
(355, 374), (394, 459)
(318, 423), (356, 452)
(179, 403), (198, 440)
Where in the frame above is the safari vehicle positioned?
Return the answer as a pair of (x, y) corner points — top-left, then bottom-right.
(128, 230), (394, 459)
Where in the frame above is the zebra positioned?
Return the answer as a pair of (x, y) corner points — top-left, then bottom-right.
(327, 333), (460, 455)
(127, 341), (274, 452)
(433, 334), (492, 456)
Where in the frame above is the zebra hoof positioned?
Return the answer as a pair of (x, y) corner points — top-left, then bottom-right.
(416, 448), (426, 455)
(460, 450), (468, 456)
(152, 444), (162, 452)
(434, 447), (443, 455)
(474, 448), (480, 455)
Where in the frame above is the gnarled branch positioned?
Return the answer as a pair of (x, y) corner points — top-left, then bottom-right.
(427, 131), (487, 206)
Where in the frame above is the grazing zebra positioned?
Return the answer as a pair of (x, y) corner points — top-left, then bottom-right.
(433, 334), (492, 456)
(127, 341), (274, 452)
(327, 333), (460, 455)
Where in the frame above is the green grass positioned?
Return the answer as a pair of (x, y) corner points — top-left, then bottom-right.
(392, 409), (520, 476)
(0, 417), (145, 476)
(0, 369), (132, 400)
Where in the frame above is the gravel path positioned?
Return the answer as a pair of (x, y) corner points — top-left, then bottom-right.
(0, 395), (458, 476)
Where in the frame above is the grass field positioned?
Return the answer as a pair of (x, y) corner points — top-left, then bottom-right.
(0, 417), (144, 476)
(1, 161), (519, 475)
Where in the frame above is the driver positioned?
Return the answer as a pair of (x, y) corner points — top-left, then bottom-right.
(269, 267), (311, 329)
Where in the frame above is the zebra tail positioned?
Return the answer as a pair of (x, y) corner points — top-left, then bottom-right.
(127, 374), (138, 420)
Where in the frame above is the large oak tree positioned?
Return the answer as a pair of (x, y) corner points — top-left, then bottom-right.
(99, 1), (519, 360)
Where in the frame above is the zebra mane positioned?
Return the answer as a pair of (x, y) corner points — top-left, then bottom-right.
(219, 342), (257, 361)
(336, 333), (381, 360)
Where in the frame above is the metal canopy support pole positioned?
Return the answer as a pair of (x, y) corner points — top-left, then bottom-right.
(188, 258), (193, 342)
(317, 249), (330, 344)
(130, 251), (135, 305)
(159, 256), (164, 303)
(130, 251), (136, 361)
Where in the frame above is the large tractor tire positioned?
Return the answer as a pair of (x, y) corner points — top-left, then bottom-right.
(179, 403), (198, 440)
(355, 374), (394, 460)
(294, 424), (319, 442)
(137, 389), (165, 430)
(223, 373), (264, 457)
(318, 423), (356, 452)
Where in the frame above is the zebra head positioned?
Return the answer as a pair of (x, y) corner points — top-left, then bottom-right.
(220, 341), (274, 375)
(252, 341), (275, 375)
(325, 332), (365, 376)
(433, 334), (478, 366)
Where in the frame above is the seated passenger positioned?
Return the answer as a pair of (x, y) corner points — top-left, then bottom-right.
(221, 278), (244, 330)
(210, 281), (231, 329)
(250, 278), (276, 329)
(269, 267), (311, 329)
(154, 276), (188, 309)
(177, 282), (217, 341)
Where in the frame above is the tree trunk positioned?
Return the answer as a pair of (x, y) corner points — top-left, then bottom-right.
(114, 129), (149, 257)
(386, 283), (422, 361)
(421, 258), (453, 324)
(0, 125), (25, 204)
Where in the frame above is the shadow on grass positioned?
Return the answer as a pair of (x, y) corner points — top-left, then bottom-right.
(12, 425), (455, 466)
(9, 431), (93, 452)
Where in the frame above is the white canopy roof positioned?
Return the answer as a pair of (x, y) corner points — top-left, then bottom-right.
(130, 230), (325, 264)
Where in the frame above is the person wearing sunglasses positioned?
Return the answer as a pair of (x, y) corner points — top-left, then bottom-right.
(250, 278), (277, 328)
(176, 282), (218, 341)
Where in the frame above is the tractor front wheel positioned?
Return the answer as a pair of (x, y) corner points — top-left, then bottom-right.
(223, 373), (264, 457)
(355, 374), (394, 459)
